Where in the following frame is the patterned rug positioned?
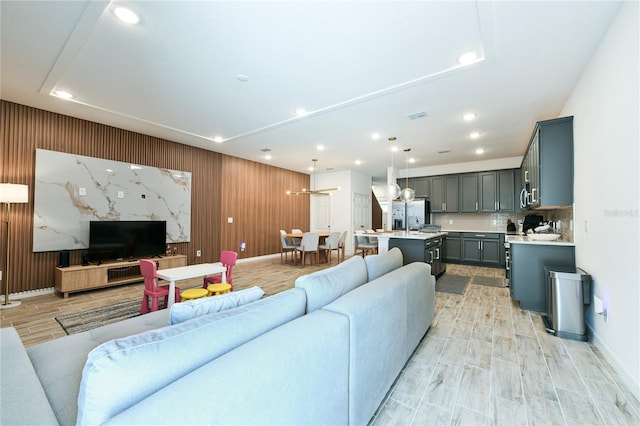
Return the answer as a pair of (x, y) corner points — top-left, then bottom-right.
(435, 274), (470, 294)
(55, 299), (145, 335)
(471, 276), (505, 288)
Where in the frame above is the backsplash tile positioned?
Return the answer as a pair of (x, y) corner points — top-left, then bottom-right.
(434, 205), (574, 242)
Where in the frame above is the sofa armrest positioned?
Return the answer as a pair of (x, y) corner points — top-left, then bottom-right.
(0, 327), (58, 425)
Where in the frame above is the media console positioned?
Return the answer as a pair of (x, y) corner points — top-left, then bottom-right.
(55, 255), (187, 298)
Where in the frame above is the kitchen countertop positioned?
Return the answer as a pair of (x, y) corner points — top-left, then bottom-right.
(375, 231), (447, 240)
(440, 229), (507, 234)
(505, 234), (575, 246)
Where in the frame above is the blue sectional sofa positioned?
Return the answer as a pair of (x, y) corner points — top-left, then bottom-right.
(0, 247), (435, 425)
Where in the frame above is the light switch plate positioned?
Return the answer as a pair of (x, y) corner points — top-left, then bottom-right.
(227, 217), (233, 223)
(117, 191), (124, 199)
(79, 187), (86, 196)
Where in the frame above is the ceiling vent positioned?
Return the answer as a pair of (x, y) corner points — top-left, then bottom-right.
(406, 111), (428, 120)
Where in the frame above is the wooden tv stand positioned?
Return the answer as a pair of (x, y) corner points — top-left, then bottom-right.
(55, 255), (187, 298)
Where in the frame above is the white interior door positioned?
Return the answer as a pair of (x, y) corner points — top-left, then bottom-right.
(311, 195), (331, 232)
(352, 192), (371, 232)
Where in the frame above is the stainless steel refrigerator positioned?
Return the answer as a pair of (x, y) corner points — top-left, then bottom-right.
(392, 198), (431, 230)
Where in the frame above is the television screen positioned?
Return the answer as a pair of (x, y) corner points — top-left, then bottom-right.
(88, 220), (166, 262)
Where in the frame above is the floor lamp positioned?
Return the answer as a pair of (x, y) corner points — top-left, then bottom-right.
(0, 183), (29, 310)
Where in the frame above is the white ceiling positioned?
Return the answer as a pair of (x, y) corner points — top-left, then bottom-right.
(1, 1), (621, 179)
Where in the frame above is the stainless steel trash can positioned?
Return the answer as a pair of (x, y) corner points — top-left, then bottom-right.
(542, 266), (591, 341)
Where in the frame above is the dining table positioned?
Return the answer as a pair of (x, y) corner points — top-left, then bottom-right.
(156, 263), (227, 307)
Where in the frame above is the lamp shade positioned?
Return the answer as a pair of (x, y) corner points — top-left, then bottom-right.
(0, 184), (29, 203)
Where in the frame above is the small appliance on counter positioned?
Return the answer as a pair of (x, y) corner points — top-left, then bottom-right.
(419, 224), (441, 233)
(522, 214), (544, 234)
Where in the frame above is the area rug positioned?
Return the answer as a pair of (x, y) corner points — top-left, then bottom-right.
(435, 274), (470, 295)
(55, 299), (143, 335)
(471, 276), (505, 288)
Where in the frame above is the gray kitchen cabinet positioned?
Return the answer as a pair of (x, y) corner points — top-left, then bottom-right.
(510, 243), (575, 312)
(430, 175), (458, 212)
(461, 233), (501, 266)
(388, 236), (446, 277)
(480, 170), (515, 212)
(444, 232), (461, 262)
(414, 177), (429, 198)
(521, 116), (574, 209)
(460, 173), (479, 212)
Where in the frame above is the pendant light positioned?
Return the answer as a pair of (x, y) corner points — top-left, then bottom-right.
(286, 159), (338, 195)
(386, 138), (401, 200)
(399, 148), (415, 203)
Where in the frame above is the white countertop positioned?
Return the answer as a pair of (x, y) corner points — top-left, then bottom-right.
(505, 234), (575, 246)
(440, 229), (507, 234)
(376, 231), (448, 240)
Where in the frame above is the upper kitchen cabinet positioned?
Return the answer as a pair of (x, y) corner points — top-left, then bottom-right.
(479, 170), (516, 212)
(414, 177), (429, 198)
(520, 116), (574, 209)
(430, 175), (459, 212)
(460, 173), (479, 212)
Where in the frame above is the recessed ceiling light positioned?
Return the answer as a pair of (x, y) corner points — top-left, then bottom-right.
(463, 112), (477, 121)
(409, 158), (416, 163)
(316, 145), (325, 151)
(113, 6), (140, 24)
(458, 51), (478, 65)
(260, 148), (271, 152)
(355, 159), (362, 165)
(51, 89), (73, 100)
(371, 132), (380, 140)
(295, 108), (308, 117)
(236, 74), (249, 82)
(212, 136), (224, 143)
(469, 132), (481, 139)
(475, 148), (485, 155)
(390, 146), (399, 152)
(264, 154), (272, 160)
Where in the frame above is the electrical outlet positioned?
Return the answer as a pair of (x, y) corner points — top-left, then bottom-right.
(196, 250), (201, 257)
(448, 219), (453, 225)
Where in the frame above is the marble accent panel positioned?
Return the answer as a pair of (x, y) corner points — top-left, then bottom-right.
(33, 149), (191, 251)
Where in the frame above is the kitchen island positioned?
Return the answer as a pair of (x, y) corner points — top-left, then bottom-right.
(377, 231), (447, 277)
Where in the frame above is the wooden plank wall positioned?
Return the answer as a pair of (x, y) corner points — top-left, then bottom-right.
(0, 100), (309, 294)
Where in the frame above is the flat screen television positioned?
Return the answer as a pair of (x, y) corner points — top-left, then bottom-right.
(88, 220), (166, 263)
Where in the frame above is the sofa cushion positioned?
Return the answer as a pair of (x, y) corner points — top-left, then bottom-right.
(77, 287), (306, 425)
(364, 246), (403, 281)
(0, 328), (58, 426)
(169, 285), (264, 324)
(104, 310), (350, 426)
(294, 255), (367, 313)
(27, 308), (170, 426)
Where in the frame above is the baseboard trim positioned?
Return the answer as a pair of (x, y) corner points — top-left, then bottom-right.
(1, 287), (56, 301)
(587, 322), (640, 403)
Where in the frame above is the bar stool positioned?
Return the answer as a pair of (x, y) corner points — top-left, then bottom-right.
(207, 283), (232, 296)
(180, 288), (209, 302)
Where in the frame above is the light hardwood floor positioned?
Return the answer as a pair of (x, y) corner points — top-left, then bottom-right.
(1, 257), (638, 425)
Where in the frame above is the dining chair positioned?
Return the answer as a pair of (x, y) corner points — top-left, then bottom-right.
(139, 259), (181, 314)
(319, 231), (341, 264)
(279, 230), (298, 264)
(203, 250), (237, 291)
(295, 232), (319, 266)
(354, 234), (377, 258)
(338, 231), (348, 263)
